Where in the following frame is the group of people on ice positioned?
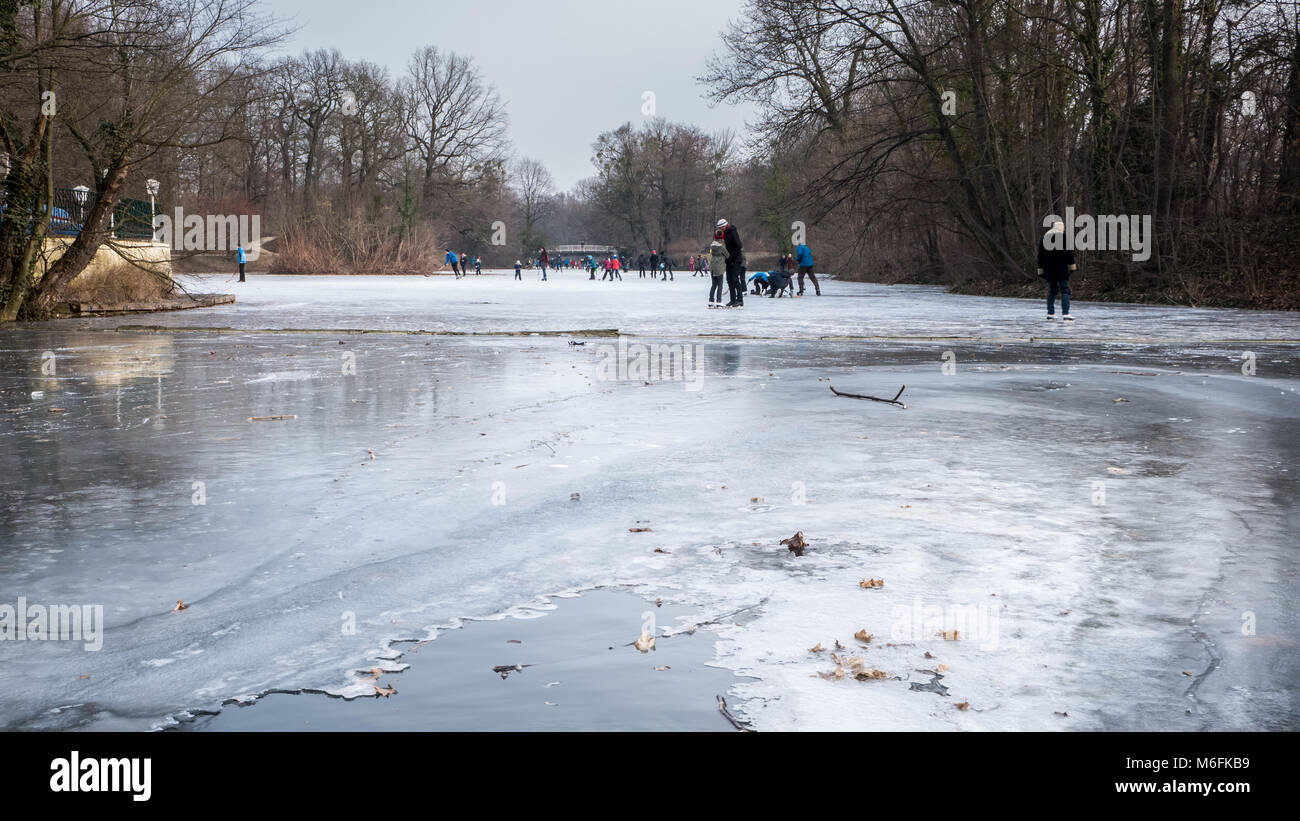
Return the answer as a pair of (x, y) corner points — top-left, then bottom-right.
(702, 218), (820, 308)
(438, 223), (827, 311)
(442, 249), (482, 278)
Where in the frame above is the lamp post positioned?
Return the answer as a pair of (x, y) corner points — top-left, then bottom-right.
(145, 179), (159, 238)
(102, 169), (114, 236)
(72, 185), (91, 224)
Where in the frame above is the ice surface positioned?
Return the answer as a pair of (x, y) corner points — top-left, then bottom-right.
(1, 274), (1296, 731)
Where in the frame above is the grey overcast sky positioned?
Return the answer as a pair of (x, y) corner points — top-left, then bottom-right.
(267, 0), (758, 191)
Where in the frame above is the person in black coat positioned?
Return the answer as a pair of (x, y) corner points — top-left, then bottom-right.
(1037, 221), (1077, 320)
(768, 267), (793, 297)
(718, 218), (744, 307)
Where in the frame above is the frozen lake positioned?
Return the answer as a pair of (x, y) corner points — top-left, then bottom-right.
(1, 273), (1297, 731)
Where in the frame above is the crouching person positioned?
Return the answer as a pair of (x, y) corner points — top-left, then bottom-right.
(767, 267), (793, 297)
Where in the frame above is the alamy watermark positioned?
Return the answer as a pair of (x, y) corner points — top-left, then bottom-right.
(1043, 208), (1152, 262)
(0, 598), (103, 651)
(890, 597), (1001, 651)
(153, 207), (261, 260)
(595, 336), (705, 391)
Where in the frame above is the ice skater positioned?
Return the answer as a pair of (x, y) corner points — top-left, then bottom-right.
(767, 267), (793, 297)
(443, 248), (462, 278)
(514, 260), (522, 280)
(706, 232), (728, 307)
(795, 241), (819, 295)
(1038, 221), (1076, 321)
(235, 244), (247, 282)
(718, 218), (744, 307)
(748, 270), (770, 295)
(538, 247), (550, 281)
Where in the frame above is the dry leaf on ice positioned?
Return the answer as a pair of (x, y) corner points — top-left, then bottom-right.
(842, 655), (887, 680)
(374, 683), (397, 697)
(937, 663), (951, 672)
(808, 642), (825, 653)
(938, 629), (960, 640)
(172, 599), (187, 612)
(954, 701), (970, 710)
(629, 527), (653, 533)
(859, 578), (884, 588)
(780, 531), (808, 554)
(854, 629), (873, 644)
(634, 630), (656, 653)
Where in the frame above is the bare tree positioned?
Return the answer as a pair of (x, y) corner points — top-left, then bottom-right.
(511, 157), (554, 255)
(400, 45), (508, 217)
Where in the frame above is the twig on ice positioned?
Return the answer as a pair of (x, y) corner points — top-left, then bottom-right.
(829, 384), (907, 408)
(716, 695), (752, 732)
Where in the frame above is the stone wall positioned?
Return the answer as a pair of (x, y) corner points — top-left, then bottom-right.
(38, 238), (173, 288)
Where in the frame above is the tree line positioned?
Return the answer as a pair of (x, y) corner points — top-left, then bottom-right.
(700, 0), (1300, 307)
(3, 0), (1297, 318)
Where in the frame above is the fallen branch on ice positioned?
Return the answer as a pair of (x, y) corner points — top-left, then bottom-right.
(716, 695), (752, 732)
(829, 384), (907, 408)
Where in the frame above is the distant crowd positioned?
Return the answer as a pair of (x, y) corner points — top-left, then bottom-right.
(429, 216), (821, 310)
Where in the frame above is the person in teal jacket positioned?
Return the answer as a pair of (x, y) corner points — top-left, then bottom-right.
(444, 249), (461, 278)
(236, 245), (247, 282)
(795, 242), (819, 295)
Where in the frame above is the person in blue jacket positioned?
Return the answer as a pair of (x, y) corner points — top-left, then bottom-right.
(236, 245), (247, 282)
(795, 242), (819, 295)
(748, 270), (770, 295)
(444, 249), (461, 278)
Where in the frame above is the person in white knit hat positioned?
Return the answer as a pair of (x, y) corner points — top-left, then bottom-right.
(1038, 220), (1077, 321)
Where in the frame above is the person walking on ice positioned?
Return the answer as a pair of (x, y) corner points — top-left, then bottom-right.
(236, 245), (247, 282)
(1038, 221), (1076, 321)
(514, 260), (522, 280)
(538, 247), (550, 281)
